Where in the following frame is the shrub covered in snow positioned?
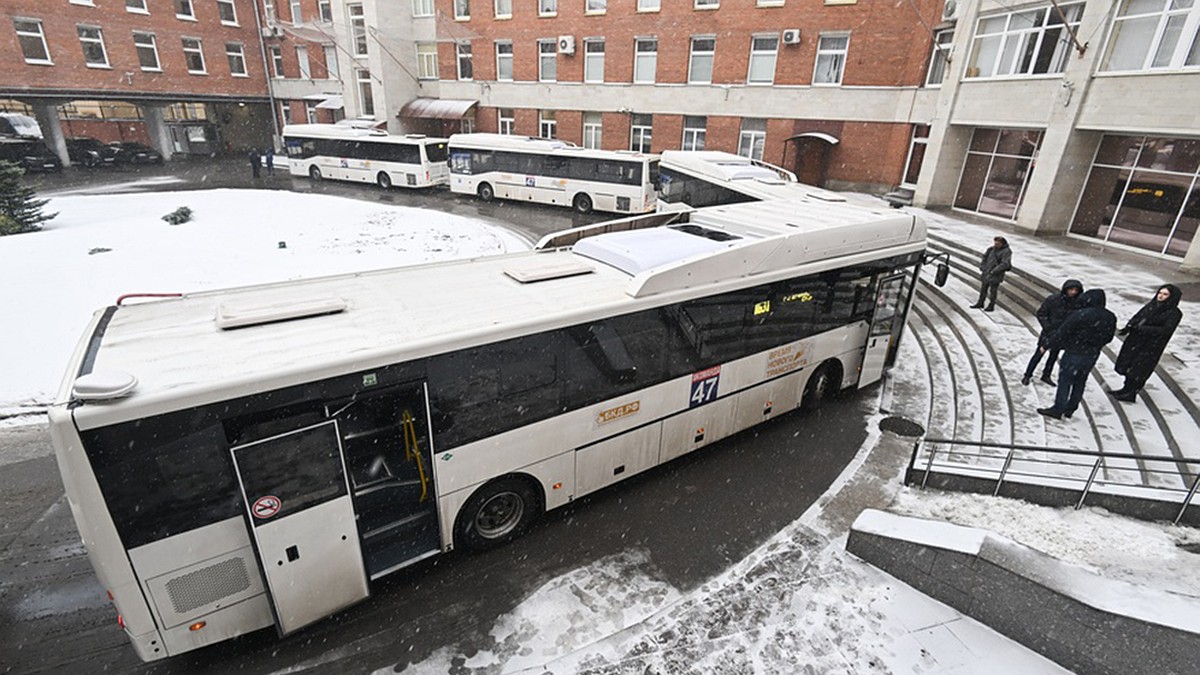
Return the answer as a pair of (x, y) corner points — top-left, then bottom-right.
(162, 206), (193, 225)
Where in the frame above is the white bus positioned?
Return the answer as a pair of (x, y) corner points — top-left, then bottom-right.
(447, 133), (659, 214)
(283, 123), (449, 189)
(657, 150), (862, 211)
(48, 198), (925, 661)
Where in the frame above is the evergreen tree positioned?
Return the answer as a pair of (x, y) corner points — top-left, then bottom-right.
(0, 160), (56, 235)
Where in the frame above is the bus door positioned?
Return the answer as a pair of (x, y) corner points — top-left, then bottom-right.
(230, 420), (369, 636)
(328, 382), (441, 580)
(860, 273), (906, 386)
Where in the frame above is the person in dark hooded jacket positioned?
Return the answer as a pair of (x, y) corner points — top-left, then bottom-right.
(1109, 284), (1183, 402)
(1037, 288), (1116, 420)
(971, 236), (1012, 312)
(1022, 278), (1083, 386)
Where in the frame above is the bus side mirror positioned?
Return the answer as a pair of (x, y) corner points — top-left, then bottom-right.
(935, 262), (949, 287)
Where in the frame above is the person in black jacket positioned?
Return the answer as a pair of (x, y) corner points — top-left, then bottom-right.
(1022, 279), (1083, 386)
(970, 236), (1012, 312)
(1037, 289), (1116, 420)
(1109, 284), (1183, 402)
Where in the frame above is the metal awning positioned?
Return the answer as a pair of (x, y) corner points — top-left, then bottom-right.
(398, 98), (478, 120)
(315, 95), (343, 110)
(788, 132), (840, 145)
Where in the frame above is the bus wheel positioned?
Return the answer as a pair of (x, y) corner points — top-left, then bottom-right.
(309, 165), (322, 180)
(477, 182), (495, 202)
(803, 361), (841, 411)
(572, 193), (593, 214)
(377, 172), (392, 189)
(456, 476), (540, 551)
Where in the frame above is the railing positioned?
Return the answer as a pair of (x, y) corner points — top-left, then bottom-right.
(906, 437), (1200, 525)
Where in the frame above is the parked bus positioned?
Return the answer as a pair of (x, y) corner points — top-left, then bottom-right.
(48, 197), (925, 660)
(657, 150), (855, 211)
(283, 123), (449, 189)
(447, 133), (659, 214)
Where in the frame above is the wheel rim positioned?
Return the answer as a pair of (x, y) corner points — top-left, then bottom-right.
(310, 166), (321, 180)
(474, 491), (524, 539)
(575, 195), (591, 213)
(479, 184), (493, 200)
(378, 173), (391, 188)
(810, 368), (831, 401)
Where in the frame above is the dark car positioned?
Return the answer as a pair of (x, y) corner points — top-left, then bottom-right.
(0, 139), (63, 173)
(66, 137), (119, 168)
(108, 141), (164, 166)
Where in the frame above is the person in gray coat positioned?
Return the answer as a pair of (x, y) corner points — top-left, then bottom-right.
(971, 236), (1012, 312)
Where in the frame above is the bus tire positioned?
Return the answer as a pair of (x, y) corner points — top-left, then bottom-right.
(477, 183), (495, 202)
(455, 476), (541, 551)
(309, 165), (322, 181)
(803, 361), (841, 412)
(377, 172), (392, 189)
(572, 193), (593, 214)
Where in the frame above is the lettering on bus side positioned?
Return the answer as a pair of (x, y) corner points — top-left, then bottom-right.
(596, 400), (640, 426)
(689, 366), (720, 408)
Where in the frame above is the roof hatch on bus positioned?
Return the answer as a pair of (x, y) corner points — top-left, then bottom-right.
(73, 371), (138, 401)
(216, 295), (348, 329)
(503, 258), (594, 283)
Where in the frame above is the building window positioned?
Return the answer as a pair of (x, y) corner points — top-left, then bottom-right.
(356, 68), (374, 116)
(176, 0), (195, 20)
(457, 42), (473, 80)
(417, 43), (438, 79)
(495, 41), (513, 80)
(133, 32), (160, 70)
(926, 29), (954, 85)
(455, 0), (470, 19)
(77, 26), (110, 68)
(638, 0), (660, 10)
(495, 0), (512, 18)
(1103, 0), (1200, 71)
(586, 0), (606, 13)
(125, 0), (148, 13)
(296, 45), (310, 78)
(901, 124), (930, 187)
(349, 4), (367, 56)
(540, 0), (557, 16)
(814, 34), (849, 84)
(14, 19), (51, 64)
(738, 118), (766, 160)
(688, 37), (715, 84)
(955, 128), (1044, 220)
(747, 35), (778, 84)
(270, 45), (284, 77)
(967, 3), (1084, 78)
(584, 39), (605, 82)
(319, 0), (333, 21)
(539, 110), (557, 139)
(695, 0), (719, 7)
(324, 45), (339, 79)
(538, 40), (557, 81)
(182, 37), (206, 73)
(498, 108), (514, 134)
(289, 0), (302, 24)
(682, 115), (706, 150)
(634, 38), (657, 83)
(306, 101), (318, 123)
(413, 0), (434, 17)
(226, 42), (247, 76)
(583, 112), (602, 149)
(280, 101), (292, 125)
(217, 0), (238, 24)
(264, 0), (276, 22)
(630, 114), (652, 153)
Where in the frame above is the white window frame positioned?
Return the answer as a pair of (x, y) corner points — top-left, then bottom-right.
(296, 45), (310, 79)
(695, 0), (719, 8)
(356, 68), (375, 116)
(319, 0), (333, 22)
(280, 100), (292, 126)
(584, 38), (605, 82)
(688, 36), (715, 84)
(738, 119), (766, 160)
(967, 3), (1084, 78)
(926, 28), (954, 86)
(538, 39), (557, 82)
(494, 0), (512, 19)
(539, 110), (557, 139)
(133, 31), (160, 71)
(757, 0), (784, 6)
(813, 33), (849, 85)
(14, 19), (52, 64)
(634, 37), (657, 83)
(539, 0), (557, 16)
(630, 114), (652, 153)
(498, 108), (514, 134)
(349, 4), (368, 56)
(1102, 0), (1200, 71)
(217, 0), (238, 25)
(290, 0), (303, 24)
(454, 0), (470, 20)
(416, 42), (438, 79)
(269, 46), (284, 77)
(182, 37), (206, 74)
(306, 101), (319, 123)
(176, 0), (196, 20)
(682, 115), (706, 151)
(747, 34), (778, 84)
(413, 0), (435, 17)
(226, 41), (248, 77)
(900, 124), (930, 188)
(264, 0), (276, 22)
(495, 40), (513, 80)
(125, 0), (149, 14)
(457, 41), (473, 80)
(583, 112), (602, 149)
(324, 45), (339, 79)
(78, 26), (111, 68)
(586, 0), (606, 14)
(638, 0), (660, 10)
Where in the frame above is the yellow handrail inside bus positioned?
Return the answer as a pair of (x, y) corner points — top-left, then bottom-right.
(401, 409), (430, 502)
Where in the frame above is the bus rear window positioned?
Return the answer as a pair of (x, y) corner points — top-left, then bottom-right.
(425, 142), (448, 163)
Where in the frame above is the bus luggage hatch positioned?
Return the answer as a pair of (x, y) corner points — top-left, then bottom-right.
(860, 273), (906, 386)
(230, 420), (369, 636)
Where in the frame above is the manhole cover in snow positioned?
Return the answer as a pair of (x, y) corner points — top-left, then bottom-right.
(879, 416), (925, 438)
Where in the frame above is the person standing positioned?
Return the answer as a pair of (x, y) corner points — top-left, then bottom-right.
(249, 148), (261, 179)
(1109, 284), (1183, 402)
(1037, 289), (1117, 420)
(971, 236), (1012, 312)
(265, 146), (275, 176)
(1022, 279), (1083, 386)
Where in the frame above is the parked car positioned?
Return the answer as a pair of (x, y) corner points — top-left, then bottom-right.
(0, 138), (63, 173)
(108, 141), (164, 166)
(0, 112), (42, 138)
(66, 137), (118, 168)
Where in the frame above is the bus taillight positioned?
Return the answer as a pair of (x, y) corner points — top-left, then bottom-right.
(117, 614), (125, 628)
(189, 621), (207, 632)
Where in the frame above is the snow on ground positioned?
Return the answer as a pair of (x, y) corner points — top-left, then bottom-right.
(0, 188), (528, 421)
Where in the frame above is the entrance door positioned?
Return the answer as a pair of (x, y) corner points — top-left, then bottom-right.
(860, 274), (906, 386)
(230, 420), (369, 635)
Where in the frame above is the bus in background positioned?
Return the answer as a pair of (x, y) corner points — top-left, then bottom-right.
(47, 197), (926, 661)
(283, 124), (449, 189)
(657, 150), (858, 212)
(447, 133), (659, 214)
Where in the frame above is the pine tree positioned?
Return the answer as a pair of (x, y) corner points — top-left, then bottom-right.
(0, 160), (56, 235)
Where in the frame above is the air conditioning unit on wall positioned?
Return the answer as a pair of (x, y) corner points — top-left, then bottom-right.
(782, 28), (801, 45)
(942, 0), (959, 22)
(557, 35), (575, 55)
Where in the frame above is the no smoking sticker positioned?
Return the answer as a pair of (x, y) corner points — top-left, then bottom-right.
(252, 495), (282, 519)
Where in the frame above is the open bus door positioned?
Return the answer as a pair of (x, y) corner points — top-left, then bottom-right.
(230, 420), (369, 635)
(859, 273), (907, 386)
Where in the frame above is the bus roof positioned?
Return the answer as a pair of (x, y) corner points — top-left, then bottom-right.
(660, 150), (855, 203)
(283, 124), (447, 144)
(60, 200), (922, 428)
(448, 133), (658, 162)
